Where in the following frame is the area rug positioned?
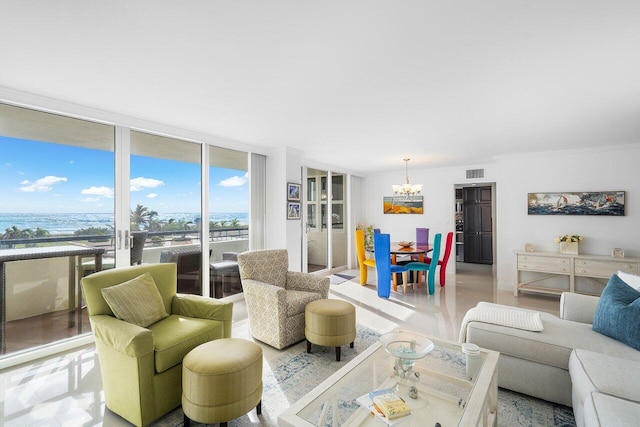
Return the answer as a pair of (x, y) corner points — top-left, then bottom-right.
(329, 274), (356, 285)
(152, 326), (575, 427)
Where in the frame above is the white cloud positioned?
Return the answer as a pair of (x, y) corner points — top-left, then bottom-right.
(131, 177), (164, 192)
(147, 193), (158, 199)
(81, 186), (114, 198)
(19, 176), (67, 192)
(81, 197), (100, 202)
(218, 172), (248, 187)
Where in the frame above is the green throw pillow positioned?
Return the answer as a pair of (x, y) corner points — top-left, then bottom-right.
(593, 274), (640, 351)
(101, 272), (169, 327)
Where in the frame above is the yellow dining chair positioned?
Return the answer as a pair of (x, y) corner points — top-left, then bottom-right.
(356, 229), (376, 285)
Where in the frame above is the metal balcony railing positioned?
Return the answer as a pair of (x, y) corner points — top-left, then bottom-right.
(0, 226), (249, 249)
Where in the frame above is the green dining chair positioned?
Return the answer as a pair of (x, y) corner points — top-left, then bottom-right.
(405, 233), (441, 294)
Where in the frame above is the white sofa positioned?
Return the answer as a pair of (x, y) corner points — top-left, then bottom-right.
(464, 292), (640, 426)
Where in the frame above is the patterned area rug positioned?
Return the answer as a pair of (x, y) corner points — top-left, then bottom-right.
(152, 326), (575, 427)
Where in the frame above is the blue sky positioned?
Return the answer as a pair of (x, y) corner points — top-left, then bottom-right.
(0, 136), (248, 213)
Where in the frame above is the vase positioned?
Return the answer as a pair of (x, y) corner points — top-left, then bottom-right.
(559, 242), (579, 255)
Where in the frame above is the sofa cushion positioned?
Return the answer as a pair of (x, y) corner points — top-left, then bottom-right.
(101, 272), (168, 327)
(593, 274), (640, 350)
(466, 306), (640, 371)
(149, 314), (226, 373)
(584, 392), (640, 427)
(570, 349), (640, 408)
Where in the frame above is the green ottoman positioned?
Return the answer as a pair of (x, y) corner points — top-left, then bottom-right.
(182, 338), (263, 427)
(305, 299), (356, 361)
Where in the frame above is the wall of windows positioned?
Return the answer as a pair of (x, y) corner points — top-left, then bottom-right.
(0, 103), (250, 362)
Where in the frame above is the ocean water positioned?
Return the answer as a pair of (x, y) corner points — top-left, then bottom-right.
(0, 212), (248, 235)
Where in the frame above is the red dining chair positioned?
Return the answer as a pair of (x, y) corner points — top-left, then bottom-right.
(424, 231), (454, 286)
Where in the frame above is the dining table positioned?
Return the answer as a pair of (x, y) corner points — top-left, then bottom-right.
(390, 243), (432, 263)
(389, 243), (432, 291)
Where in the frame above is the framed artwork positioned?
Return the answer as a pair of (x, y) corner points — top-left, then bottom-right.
(527, 191), (625, 216)
(287, 202), (301, 220)
(383, 196), (424, 214)
(287, 182), (301, 201)
(612, 248), (625, 258)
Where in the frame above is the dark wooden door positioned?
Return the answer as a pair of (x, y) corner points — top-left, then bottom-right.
(463, 186), (493, 264)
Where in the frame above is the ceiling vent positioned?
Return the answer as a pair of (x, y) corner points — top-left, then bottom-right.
(466, 168), (485, 179)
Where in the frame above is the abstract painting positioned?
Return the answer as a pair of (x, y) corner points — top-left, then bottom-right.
(527, 191), (625, 216)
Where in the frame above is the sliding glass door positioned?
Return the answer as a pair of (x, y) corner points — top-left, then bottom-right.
(130, 131), (203, 294)
(0, 103), (116, 355)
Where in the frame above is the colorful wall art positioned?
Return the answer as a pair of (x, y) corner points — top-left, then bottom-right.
(527, 191), (625, 216)
(383, 197), (424, 214)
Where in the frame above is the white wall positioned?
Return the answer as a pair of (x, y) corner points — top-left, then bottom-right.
(265, 146), (304, 271)
(361, 162), (497, 257)
(360, 144), (640, 292)
(495, 144), (640, 290)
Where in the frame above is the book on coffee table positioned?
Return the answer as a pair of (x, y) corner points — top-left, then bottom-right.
(372, 391), (411, 420)
(357, 389), (412, 425)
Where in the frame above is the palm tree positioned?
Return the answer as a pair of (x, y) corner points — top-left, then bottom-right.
(230, 218), (241, 227)
(33, 227), (50, 238)
(2, 226), (31, 239)
(131, 204), (152, 230)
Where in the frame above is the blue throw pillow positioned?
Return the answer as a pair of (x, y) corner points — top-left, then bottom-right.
(593, 274), (640, 350)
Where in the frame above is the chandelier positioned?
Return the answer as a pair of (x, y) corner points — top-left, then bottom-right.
(392, 158), (422, 199)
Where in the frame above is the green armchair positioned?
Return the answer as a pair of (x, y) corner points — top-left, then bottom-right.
(82, 263), (233, 426)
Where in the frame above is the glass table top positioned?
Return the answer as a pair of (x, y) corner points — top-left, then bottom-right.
(280, 332), (496, 427)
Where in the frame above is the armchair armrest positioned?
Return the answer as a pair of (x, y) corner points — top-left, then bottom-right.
(242, 279), (287, 305)
(172, 293), (234, 337)
(89, 314), (154, 357)
(560, 292), (600, 324)
(286, 271), (330, 298)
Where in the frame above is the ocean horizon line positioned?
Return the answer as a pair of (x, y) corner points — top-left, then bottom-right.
(0, 212), (249, 235)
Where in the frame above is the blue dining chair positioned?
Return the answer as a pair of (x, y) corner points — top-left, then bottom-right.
(373, 233), (408, 297)
(405, 233), (442, 295)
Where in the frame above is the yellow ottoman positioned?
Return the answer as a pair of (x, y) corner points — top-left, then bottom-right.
(305, 299), (356, 361)
(182, 338), (263, 427)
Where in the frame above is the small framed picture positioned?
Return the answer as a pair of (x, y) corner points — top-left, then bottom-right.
(612, 248), (624, 258)
(287, 202), (301, 220)
(287, 182), (301, 201)
(524, 243), (534, 253)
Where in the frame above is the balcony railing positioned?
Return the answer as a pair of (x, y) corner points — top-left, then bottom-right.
(0, 226), (249, 249)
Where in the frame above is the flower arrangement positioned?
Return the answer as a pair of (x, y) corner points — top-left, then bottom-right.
(554, 234), (584, 243)
(357, 223), (375, 250)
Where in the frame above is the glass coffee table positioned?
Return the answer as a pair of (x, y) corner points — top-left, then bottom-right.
(278, 330), (498, 426)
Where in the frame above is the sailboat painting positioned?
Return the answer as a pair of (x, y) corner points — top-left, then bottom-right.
(528, 191), (625, 216)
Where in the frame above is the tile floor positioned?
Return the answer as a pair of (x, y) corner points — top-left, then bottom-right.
(0, 263), (563, 426)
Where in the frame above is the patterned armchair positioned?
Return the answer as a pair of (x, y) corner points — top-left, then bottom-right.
(238, 249), (330, 349)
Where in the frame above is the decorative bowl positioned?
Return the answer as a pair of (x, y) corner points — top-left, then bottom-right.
(379, 330), (434, 360)
(398, 241), (414, 248)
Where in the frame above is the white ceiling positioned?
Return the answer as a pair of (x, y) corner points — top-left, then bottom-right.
(2, 1), (640, 174)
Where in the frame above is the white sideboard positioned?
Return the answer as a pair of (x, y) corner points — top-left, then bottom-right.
(514, 251), (640, 297)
